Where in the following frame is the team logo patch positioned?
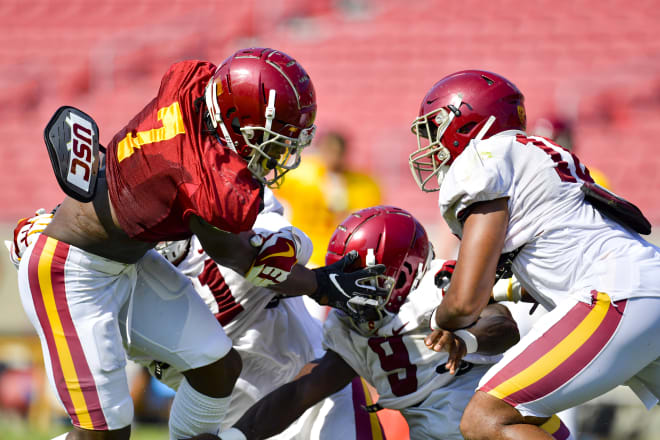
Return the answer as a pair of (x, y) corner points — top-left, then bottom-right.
(44, 106), (101, 202)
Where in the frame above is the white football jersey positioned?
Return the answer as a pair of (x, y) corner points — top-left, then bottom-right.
(322, 259), (500, 411)
(439, 131), (660, 308)
(173, 188), (325, 428)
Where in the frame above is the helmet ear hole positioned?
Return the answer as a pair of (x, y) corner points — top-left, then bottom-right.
(395, 261), (414, 290)
(458, 121), (477, 134)
(395, 270), (407, 291)
(230, 116), (241, 134)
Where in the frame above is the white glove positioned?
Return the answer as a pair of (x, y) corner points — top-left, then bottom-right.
(245, 227), (300, 287)
(492, 276), (522, 303)
(218, 428), (247, 440)
(6, 209), (53, 269)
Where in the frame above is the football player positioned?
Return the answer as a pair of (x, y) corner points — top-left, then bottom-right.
(8, 190), (385, 440)
(409, 70), (660, 439)
(11, 47), (385, 440)
(152, 188), (384, 439)
(214, 205), (527, 440)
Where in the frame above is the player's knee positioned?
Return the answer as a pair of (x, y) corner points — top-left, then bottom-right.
(219, 347), (242, 384)
(461, 391), (524, 440)
(459, 401), (483, 440)
(95, 396), (134, 434)
(459, 393), (496, 440)
(184, 348), (242, 397)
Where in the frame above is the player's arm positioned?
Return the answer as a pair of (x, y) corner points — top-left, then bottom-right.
(220, 350), (357, 440)
(189, 214), (259, 275)
(470, 303), (520, 354)
(191, 215), (388, 313)
(426, 303), (520, 374)
(432, 197), (509, 330)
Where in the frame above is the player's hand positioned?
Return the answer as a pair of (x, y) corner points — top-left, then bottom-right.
(311, 250), (388, 315)
(245, 228), (299, 287)
(424, 329), (467, 375)
(5, 208), (54, 269)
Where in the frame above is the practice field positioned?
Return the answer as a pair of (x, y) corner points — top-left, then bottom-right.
(0, 415), (168, 440)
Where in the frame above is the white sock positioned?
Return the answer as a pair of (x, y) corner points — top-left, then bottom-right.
(169, 377), (231, 440)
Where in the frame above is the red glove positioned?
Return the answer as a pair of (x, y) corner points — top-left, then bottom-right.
(245, 229), (299, 287)
(434, 259), (456, 296)
(6, 208), (54, 269)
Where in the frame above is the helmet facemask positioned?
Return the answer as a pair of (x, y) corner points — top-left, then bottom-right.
(345, 248), (396, 336)
(347, 277), (395, 336)
(347, 244), (433, 336)
(409, 94), (463, 192)
(241, 90), (315, 187)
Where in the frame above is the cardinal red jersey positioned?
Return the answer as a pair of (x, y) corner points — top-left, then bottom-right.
(106, 60), (261, 242)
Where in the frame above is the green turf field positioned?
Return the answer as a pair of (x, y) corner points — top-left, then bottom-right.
(0, 415), (169, 440)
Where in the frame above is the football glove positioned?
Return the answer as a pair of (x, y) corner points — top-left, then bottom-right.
(311, 250), (388, 316)
(434, 259), (456, 295)
(245, 227), (300, 287)
(5, 208), (54, 269)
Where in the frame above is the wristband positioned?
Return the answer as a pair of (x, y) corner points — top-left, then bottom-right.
(454, 329), (478, 354)
(219, 428), (247, 440)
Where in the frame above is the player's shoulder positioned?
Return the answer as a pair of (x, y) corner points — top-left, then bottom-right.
(322, 310), (358, 349)
(407, 259), (447, 303)
(324, 309), (352, 330)
(158, 60), (216, 99)
(441, 131), (522, 198)
(455, 130), (521, 169)
(161, 60), (216, 82)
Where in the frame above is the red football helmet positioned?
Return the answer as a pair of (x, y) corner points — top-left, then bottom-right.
(326, 206), (432, 332)
(409, 70), (526, 191)
(205, 47), (317, 187)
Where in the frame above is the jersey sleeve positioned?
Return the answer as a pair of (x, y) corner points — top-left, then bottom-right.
(180, 147), (262, 234)
(439, 138), (516, 236)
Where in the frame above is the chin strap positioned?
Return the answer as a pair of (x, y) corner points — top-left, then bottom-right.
(262, 89), (276, 143)
(471, 115), (496, 166)
(204, 79), (238, 153)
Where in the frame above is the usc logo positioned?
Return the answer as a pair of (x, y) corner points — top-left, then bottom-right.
(66, 112), (95, 191)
